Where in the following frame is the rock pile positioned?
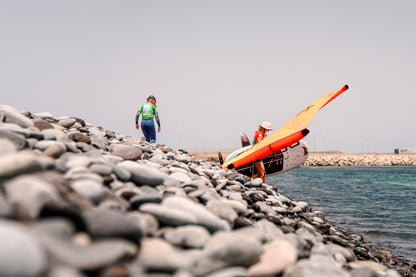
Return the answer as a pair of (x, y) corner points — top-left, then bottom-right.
(304, 153), (416, 167)
(0, 104), (414, 277)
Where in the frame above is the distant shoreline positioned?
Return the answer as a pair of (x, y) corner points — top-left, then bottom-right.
(189, 151), (416, 166)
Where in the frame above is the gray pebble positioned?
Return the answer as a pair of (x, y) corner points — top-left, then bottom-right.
(0, 220), (47, 277)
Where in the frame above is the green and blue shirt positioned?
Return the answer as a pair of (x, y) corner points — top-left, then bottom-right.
(135, 102), (161, 126)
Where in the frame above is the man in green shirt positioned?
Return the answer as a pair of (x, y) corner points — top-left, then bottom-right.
(135, 95), (161, 143)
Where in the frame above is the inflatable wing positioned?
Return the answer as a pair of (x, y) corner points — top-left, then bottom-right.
(223, 85), (349, 170)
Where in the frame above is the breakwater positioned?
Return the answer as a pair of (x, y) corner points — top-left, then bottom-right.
(304, 152), (416, 167)
(0, 104), (414, 277)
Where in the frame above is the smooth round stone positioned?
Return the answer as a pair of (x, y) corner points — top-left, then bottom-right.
(46, 266), (85, 277)
(0, 194), (10, 217)
(169, 171), (192, 184)
(139, 238), (196, 273)
(326, 244), (355, 262)
(71, 179), (106, 205)
(64, 167), (104, 183)
(283, 259), (350, 277)
(82, 209), (142, 244)
(0, 151), (53, 179)
(58, 118), (76, 128)
(176, 154), (192, 164)
(0, 131), (25, 150)
(68, 133), (91, 144)
(112, 166), (131, 182)
(45, 143), (67, 158)
(249, 240), (297, 276)
(31, 218), (76, 240)
(64, 141), (82, 153)
(62, 154), (91, 168)
(251, 178), (263, 187)
(0, 137), (18, 155)
(206, 199), (238, 224)
(163, 225), (211, 248)
(88, 163), (113, 176)
(0, 105), (34, 128)
(149, 153), (164, 163)
(33, 112), (54, 120)
(139, 203), (198, 226)
(110, 144), (142, 161)
(5, 175), (60, 219)
(163, 196), (230, 233)
(295, 201), (308, 211)
(205, 267), (249, 277)
(348, 260), (390, 273)
(292, 206), (303, 213)
(76, 142), (94, 152)
(197, 230), (263, 272)
(128, 212), (159, 237)
(41, 128), (66, 140)
(91, 140), (107, 151)
(129, 187), (162, 208)
(117, 161), (167, 186)
(34, 140), (66, 151)
(38, 236), (137, 272)
(255, 219), (285, 242)
(0, 220), (47, 277)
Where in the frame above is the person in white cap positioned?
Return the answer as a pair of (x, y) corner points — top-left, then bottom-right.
(252, 121), (272, 183)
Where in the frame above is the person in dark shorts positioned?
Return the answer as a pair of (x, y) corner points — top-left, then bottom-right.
(252, 121), (272, 183)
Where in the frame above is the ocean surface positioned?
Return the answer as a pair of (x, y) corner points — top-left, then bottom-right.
(268, 166), (416, 263)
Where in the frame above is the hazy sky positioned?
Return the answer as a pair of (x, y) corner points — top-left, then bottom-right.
(1, 1), (415, 153)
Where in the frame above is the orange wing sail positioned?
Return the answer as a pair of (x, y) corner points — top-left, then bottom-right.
(223, 85), (349, 170)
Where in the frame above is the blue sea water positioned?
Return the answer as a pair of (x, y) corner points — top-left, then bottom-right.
(268, 166), (416, 263)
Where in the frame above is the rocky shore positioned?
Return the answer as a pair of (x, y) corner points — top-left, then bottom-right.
(190, 152), (416, 167)
(304, 152), (416, 167)
(0, 104), (415, 277)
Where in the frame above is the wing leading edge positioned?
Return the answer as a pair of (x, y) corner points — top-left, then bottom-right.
(223, 85), (349, 170)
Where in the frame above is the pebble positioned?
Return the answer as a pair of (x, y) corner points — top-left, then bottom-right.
(0, 105), (412, 277)
(0, 220), (47, 277)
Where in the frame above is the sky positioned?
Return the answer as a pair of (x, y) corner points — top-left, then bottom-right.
(1, 0), (415, 153)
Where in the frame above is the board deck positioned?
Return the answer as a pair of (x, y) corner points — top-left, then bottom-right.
(221, 140), (309, 177)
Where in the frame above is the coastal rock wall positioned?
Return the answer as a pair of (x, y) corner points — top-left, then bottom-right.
(0, 104), (414, 277)
(304, 153), (416, 167)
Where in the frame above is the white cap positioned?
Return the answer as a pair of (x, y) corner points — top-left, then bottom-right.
(260, 121), (272, 130)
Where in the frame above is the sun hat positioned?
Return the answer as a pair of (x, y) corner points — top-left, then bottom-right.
(260, 121), (272, 130)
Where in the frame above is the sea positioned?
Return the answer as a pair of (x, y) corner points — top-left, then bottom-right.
(268, 166), (416, 263)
